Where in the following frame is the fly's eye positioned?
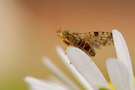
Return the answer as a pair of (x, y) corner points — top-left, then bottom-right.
(62, 30), (69, 36)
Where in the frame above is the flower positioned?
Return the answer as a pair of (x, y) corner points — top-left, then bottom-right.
(24, 30), (135, 90)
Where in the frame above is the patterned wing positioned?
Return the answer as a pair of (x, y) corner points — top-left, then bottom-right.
(79, 32), (114, 49)
(89, 32), (113, 48)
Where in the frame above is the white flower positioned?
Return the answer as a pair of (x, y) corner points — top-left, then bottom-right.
(24, 30), (135, 90)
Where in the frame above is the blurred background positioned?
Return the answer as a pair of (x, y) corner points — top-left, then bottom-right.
(0, 0), (135, 90)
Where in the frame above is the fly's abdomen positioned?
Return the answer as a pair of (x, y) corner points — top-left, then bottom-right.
(75, 40), (96, 56)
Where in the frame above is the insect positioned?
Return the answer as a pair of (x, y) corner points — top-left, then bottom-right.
(57, 29), (113, 57)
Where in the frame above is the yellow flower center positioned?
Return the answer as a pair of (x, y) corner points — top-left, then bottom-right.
(109, 82), (115, 90)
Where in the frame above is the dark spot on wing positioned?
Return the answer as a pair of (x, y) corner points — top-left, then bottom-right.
(94, 32), (99, 36)
(110, 33), (112, 37)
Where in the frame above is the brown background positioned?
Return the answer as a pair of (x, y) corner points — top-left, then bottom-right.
(0, 0), (135, 90)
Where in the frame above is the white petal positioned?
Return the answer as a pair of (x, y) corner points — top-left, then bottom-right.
(112, 30), (134, 80)
(43, 80), (68, 90)
(25, 76), (67, 90)
(42, 57), (80, 90)
(56, 46), (94, 90)
(66, 46), (110, 90)
(106, 59), (130, 90)
(131, 82), (135, 90)
(48, 76), (70, 89)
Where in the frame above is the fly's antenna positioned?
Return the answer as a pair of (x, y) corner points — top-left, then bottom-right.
(56, 28), (62, 34)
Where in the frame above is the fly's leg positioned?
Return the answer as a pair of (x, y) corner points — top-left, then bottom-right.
(88, 45), (96, 56)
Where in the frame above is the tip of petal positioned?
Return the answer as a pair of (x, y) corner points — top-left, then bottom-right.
(112, 29), (118, 31)
(42, 57), (51, 65)
(112, 29), (121, 33)
(56, 45), (62, 49)
(24, 76), (37, 83)
(106, 58), (116, 66)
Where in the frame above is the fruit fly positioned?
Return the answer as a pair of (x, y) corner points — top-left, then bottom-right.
(57, 29), (113, 57)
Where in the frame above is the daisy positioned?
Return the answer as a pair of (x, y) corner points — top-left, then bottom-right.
(24, 30), (135, 90)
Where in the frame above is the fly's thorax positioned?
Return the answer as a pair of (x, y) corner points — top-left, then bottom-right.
(63, 34), (77, 46)
(73, 38), (82, 46)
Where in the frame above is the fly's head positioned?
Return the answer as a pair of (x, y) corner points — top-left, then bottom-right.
(57, 29), (76, 46)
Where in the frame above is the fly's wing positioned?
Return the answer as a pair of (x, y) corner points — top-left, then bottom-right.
(90, 32), (114, 48)
(79, 32), (114, 49)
